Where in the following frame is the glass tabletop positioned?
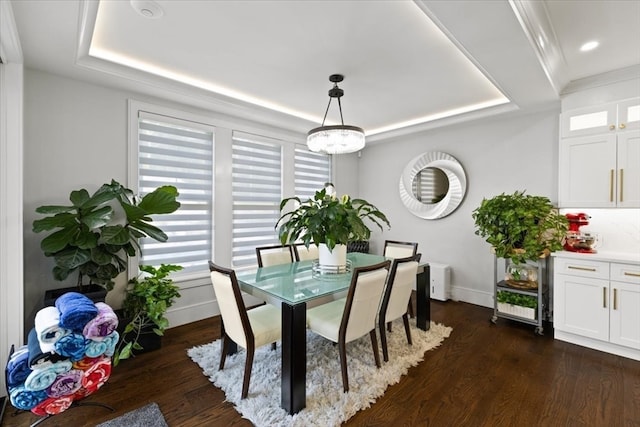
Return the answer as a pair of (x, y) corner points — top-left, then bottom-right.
(235, 252), (388, 305)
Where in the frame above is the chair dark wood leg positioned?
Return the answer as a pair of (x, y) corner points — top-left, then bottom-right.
(242, 344), (255, 399)
(402, 313), (413, 345)
(370, 330), (381, 368)
(408, 300), (415, 318)
(219, 334), (228, 370)
(387, 321), (392, 332)
(339, 340), (349, 392)
(379, 317), (389, 362)
(271, 342), (276, 350)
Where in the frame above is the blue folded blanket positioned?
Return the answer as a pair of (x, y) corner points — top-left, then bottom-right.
(55, 292), (98, 332)
(24, 360), (72, 391)
(54, 333), (87, 361)
(9, 385), (48, 410)
(27, 328), (67, 369)
(85, 331), (120, 358)
(7, 345), (32, 387)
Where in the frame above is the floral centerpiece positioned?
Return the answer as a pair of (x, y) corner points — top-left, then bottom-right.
(276, 184), (390, 268)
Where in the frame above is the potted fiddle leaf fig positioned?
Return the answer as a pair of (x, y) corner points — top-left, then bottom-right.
(472, 190), (568, 264)
(276, 184), (390, 267)
(113, 263), (182, 365)
(33, 179), (180, 300)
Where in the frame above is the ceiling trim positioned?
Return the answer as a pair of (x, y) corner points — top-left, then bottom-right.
(508, 0), (568, 96)
(561, 64), (640, 95)
(0, 0), (24, 64)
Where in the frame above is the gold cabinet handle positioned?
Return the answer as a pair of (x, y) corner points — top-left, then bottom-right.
(613, 288), (618, 310)
(610, 169), (614, 202)
(568, 265), (597, 272)
(609, 125), (616, 131)
(619, 123), (626, 129)
(624, 271), (640, 277)
(619, 169), (624, 202)
(603, 287), (607, 308)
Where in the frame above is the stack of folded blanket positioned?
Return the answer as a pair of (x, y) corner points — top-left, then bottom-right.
(5, 292), (119, 416)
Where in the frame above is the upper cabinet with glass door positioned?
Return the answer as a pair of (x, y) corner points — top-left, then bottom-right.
(560, 97), (640, 138)
(559, 97), (640, 208)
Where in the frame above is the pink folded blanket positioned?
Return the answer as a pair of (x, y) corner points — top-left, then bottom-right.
(83, 302), (119, 341)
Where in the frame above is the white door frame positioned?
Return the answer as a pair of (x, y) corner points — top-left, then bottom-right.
(0, 0), (25, 398)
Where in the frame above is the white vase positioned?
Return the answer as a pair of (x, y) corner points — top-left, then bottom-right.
(318, 243), (347, 267)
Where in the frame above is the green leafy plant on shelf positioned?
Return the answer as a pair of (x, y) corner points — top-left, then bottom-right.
(113, 263), (182, 366)
(472, 190), (568, 265)
(496, 290), (537, 309)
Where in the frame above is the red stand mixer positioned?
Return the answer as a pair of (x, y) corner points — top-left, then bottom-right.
(563, 213), (597, 253)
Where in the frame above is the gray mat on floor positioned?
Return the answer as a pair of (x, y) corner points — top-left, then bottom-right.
(95, 402), (167, 427)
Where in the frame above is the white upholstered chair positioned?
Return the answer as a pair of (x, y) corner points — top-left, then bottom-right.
(255, 244), (294, 267)
(292, 243), (319, 262)
(208, 261), (281, 399)
(383, 240), (419, 318)
(306, 260), (391, 392)
(383, 240), (418, 259)
(378, 254), (421, 362)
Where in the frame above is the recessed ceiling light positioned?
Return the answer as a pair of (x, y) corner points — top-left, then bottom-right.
(580, 41), (599, 52)
(130, 0), (164, 19)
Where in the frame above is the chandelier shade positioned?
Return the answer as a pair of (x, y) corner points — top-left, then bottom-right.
(306, 74), (365, 154)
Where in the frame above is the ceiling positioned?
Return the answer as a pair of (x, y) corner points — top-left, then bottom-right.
(9, 0), (640, 143)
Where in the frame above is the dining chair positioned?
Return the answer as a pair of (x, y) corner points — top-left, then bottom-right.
(292, 243), (319, 262)
(383, 240), (419, 258)
(255, 244), (294, 267)
(378, 254), (422, 362)
(208, 261), (282, 399)
(306, 260), (391, 392)
(383, 240), (419, 318)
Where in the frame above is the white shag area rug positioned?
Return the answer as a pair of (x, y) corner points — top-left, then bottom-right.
(188, 320), (452, 427)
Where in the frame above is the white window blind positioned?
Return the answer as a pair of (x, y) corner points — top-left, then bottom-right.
(294, 147), (332, 199)
(232, 132), (283, 269)
(137, 113), (214, 276)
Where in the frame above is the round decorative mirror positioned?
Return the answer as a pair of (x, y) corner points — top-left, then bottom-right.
(399, 152), (467, 219)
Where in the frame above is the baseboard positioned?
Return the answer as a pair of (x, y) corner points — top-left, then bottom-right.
(554, 330), (640, 362)
(450, 285), (493, 308)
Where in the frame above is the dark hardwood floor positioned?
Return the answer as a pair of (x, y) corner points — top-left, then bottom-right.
(3, 300), (639, 427)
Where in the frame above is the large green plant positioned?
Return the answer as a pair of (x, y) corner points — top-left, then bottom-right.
(32, 180), (180, 291)
(472, 190), (568, 264)
(276, 184), (390, 251)
(113, 263), (182, 365)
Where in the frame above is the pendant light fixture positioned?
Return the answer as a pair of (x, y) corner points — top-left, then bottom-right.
(307, 74), (365, 154)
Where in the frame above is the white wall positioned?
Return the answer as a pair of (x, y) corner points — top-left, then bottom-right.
(22, 69), (358, 333)
(358, 107), (561, 307)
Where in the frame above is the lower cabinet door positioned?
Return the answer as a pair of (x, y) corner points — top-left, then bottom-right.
(609, 281), (640, 349)
(555, 274), (609, 341)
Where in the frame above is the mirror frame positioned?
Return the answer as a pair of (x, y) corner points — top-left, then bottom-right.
(399, 151), (467, 219)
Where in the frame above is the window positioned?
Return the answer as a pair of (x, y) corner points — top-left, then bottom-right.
(231, 132), (283, 269)
(294, 147), (332, 199)
(136, 111), (214, 276)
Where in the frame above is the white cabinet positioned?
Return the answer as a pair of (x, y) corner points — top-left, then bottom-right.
(559, 97), (640, 208)
(553, 255), (640, 360)
(560, 97), (640, 138)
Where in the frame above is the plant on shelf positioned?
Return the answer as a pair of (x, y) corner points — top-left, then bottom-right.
(32, 179), (180, 292)
(471, 190), (568, 264)
(276, 184), (390, 252)
(113, 263), (182, 365)
(496, 290), (537, 308)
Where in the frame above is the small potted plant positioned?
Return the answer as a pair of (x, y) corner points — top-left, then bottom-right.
(32, 180), (180, 301)
(472, 190), (568, 265)
(496, 290), (538, 319)
(113, 263), (182, 365)
(276, 184), (390, 268)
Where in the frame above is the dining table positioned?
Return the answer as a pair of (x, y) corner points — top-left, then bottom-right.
(234, 252), (431, 414)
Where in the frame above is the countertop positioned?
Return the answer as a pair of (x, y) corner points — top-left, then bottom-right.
(552, 250), (640, 265)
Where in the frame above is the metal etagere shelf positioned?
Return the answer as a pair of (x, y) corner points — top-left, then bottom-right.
(490, 255), (549, 335)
